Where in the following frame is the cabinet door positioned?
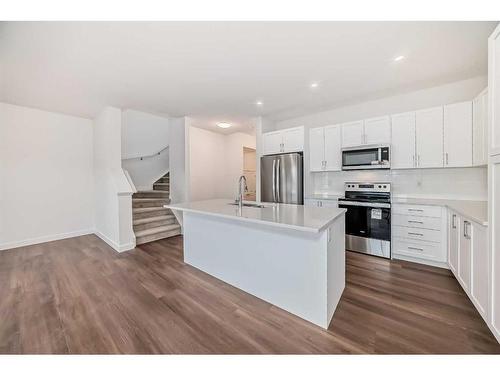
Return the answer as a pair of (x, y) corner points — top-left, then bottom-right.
(416, 107), (444, 168)
(324, 125), (342, 171)
(282, 126), (304, 152)
(444, 101), (473, 167)
(262, 131), (283, 155)
(309, 127), (325, 172)
(448, 211), (460, 275)
(471, 222), (489, 318)
(473, 91), (488, 166)
(458, 219), (472, 292)
(364, 116), (391, 145)
(391, 112), (416, 169)
(341, 121), (364, 148)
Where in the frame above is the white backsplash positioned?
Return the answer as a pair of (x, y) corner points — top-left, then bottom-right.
(311, 166), (488, 201)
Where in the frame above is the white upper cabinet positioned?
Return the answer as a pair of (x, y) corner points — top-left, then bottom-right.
(473, 89), (488, 166)
(282, 126), (304, 153)
(309, 125), (341, 172)
(262, 131), (283, 155)
(324, 125), (342, 171)
(341, 121), (364, 148)
(416, 106), (444, 169)
(341, 118), (390, 148)
(309, 127), (325, 172)
(444, 101), (473, 168)
(391, 112), (416, 169)
(262, 126), (304, 155)
(364, 116), (391, 145)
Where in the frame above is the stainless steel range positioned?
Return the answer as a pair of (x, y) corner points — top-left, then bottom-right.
(338, 182), (391, 259)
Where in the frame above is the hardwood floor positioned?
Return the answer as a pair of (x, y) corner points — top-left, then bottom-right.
(0, 234), (499, 354)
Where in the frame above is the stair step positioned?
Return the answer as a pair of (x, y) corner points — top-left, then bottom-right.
(157, 177), (169, 183)
(132, 198), (169, 208)
(136, 224), (181, 245)
(133, 207), (171, 219)
(133, 190), (169, 199)
(153, 182), (169, 191)
(133, 215), (176, 231)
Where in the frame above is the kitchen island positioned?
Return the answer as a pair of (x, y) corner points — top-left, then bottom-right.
(165, 199), (346, 329)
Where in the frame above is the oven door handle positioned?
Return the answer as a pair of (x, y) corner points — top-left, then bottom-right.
(338, 201), (391, 209)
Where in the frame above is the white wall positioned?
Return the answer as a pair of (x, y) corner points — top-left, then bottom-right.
(121, 109), (170, 191)
(0, 102), (94, 250)
(187, 126), (256, 201)
(270, 76), (489, 200)
(94, 107), (135, 251)
(169, 117), (189, 204)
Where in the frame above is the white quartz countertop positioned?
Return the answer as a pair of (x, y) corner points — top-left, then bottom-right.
(165, 199), (346, 233)
(392, 197), (488, 226)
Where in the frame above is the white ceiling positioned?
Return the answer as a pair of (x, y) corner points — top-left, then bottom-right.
(0, 21), (497, 134)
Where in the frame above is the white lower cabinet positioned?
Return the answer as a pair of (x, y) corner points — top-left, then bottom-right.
(448, 209), (489, 322)
(392, 204), (447, 266)
(305, 198), (338, 208)
(448, 211), (459, 274)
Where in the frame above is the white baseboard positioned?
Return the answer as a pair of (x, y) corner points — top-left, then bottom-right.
(0, 228), (95, 251)
(392, 254), (449, 269)
(94, 231), (136, 252)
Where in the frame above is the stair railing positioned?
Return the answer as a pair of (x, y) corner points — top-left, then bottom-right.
(122, 145), (169, 161)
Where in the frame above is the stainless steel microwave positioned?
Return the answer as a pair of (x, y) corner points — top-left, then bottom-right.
(342, 145), (390, 170)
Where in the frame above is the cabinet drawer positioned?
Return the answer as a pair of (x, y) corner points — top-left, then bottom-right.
(392, 214), (442, 230)
(392, 204), (442, 218)
(393, 238), (443, 261)
(393, 225), (442, 243)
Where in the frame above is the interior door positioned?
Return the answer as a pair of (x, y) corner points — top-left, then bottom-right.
(309, 127), (325, 172)
(324, 125), (342, 171)
(341, 121), (364, 148)
(364, 116), (391, 145)
(416, 106), (444, 168)
(277, 153), (303, 204)
(444, 101), (473, 168)
(391, 112), (416, 169)
(262, 132), (282, 155)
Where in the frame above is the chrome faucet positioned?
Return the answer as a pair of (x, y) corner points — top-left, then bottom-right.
(237, 175), (248, 210)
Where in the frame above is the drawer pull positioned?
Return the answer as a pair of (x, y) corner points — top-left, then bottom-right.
(408, 246), (424, 251)
(408, 209), (424, 212)
(408, 220), (423, 224)
(408, 232), (424, 236)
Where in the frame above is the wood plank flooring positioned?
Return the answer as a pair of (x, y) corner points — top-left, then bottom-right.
(0, 234), (499, 354)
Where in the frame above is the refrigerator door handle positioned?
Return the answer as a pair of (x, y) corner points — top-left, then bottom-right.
(272, 159), (276, 202)
(276, 158), (281, 202)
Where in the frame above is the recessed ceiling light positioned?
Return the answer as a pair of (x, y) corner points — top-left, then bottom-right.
(310, 82), (320, 89)
(217, 122), (232, 129)
(256, 100), (263, 106)
(393, 55), (405, 62)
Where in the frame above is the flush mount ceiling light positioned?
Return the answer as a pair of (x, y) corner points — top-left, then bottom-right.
(217, 122), (232, 129)
(393, 55), (405, 62)
(310, 82), (320, 89)
(256, 100), (263, 106)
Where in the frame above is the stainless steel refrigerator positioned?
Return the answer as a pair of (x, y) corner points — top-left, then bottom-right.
(261, 153), (303, 204)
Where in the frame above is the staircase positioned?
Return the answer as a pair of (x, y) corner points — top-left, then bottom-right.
(132, 173), (181, 245)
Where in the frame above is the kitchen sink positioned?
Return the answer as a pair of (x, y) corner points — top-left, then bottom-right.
(228, 202), (266, 208)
